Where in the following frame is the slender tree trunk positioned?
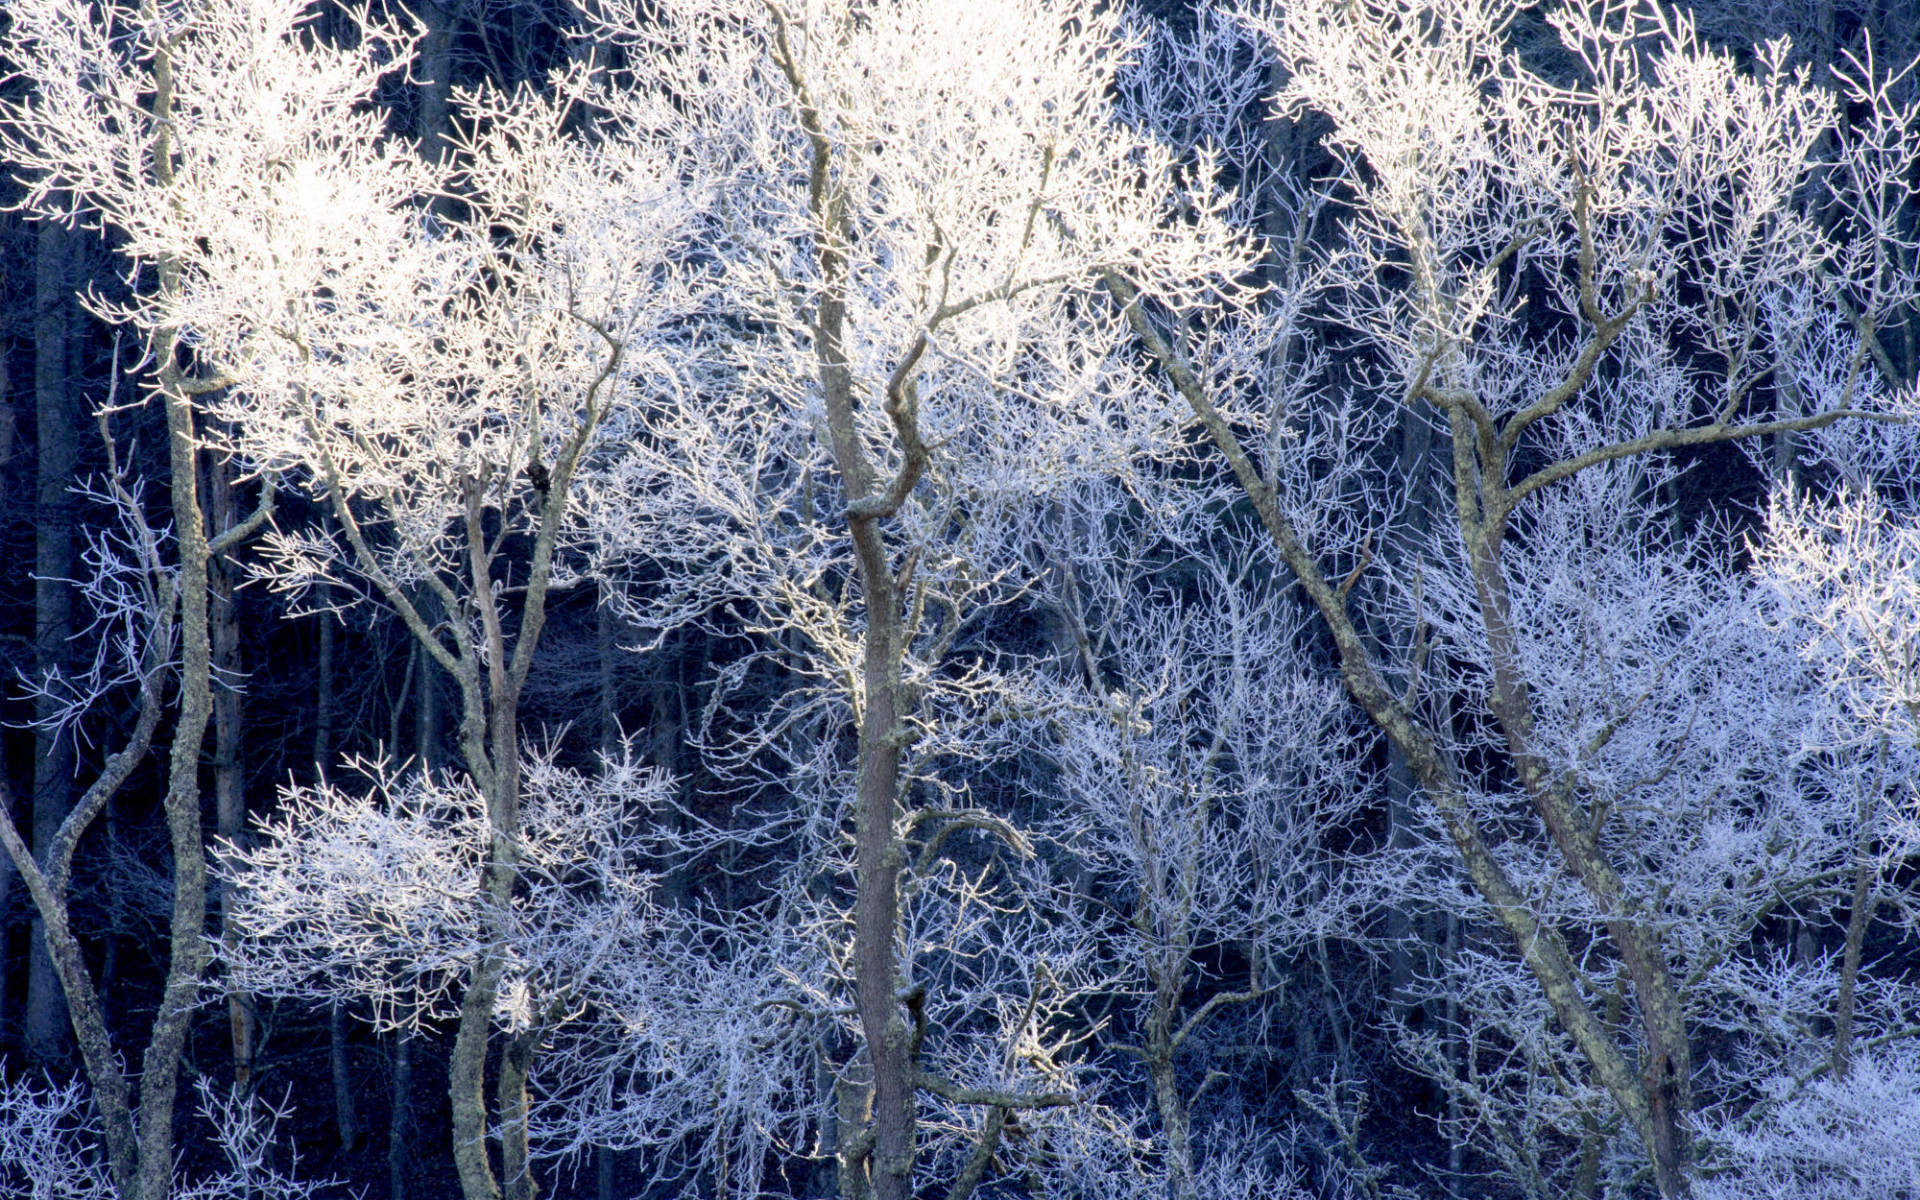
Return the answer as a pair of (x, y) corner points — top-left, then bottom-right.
(317, 585), (336, 777)
(0, 388), (168, 1200)
(390, 637), (416, 764)
(28, 215), (76, 1067)
(446, 464), (565, 1200)
(498, 1025), (545, 1200)
(594, 1147), (614, 1200)
(135, 334), (216, 1200)
(447, 690), (517, 1200)
(416, 0), (454, 161)
(1145, 987), (1197, 1200)
(389, 1032), (413, 1200)
(598, 584), (617, 758)
(416, 597), (440, 774)
(119, 24), (218, 1192)
(771, 28), (929, 1195)
(590, 587), (619, 1192)
(1383, 390), (1437, 1004)
(0, 794), (143, 1195)
(0, 231), (15, 1038)
(1456, 509), (1693, 1195)
(318, 597), (362, 1154)
(1444, 913), (1465, 1196)
(211, 449), (256, 1092)
(836, 1079), (875, 1200)
(813, 1030), (841, 1200)
(1833, 751), (1884, 1078)
(307, 213), (610, 1200)
(331, 1003), (360, 1154)
(848, 560), (913, 1200)
(448, 857), (512, 1200)
(1, 14), (263, 1199)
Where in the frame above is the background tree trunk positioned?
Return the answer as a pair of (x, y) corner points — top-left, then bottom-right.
(317, 593), (362, 1153)
(416, 0), (457, 215)
(211, 449), (255, 1092)
(389, 1031), (413, 1200)
(27, 215), (76, 1067)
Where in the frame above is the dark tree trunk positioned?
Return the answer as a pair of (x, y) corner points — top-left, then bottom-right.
(319, 593), (361, 1153)
(211, 449), (255, 1090)
(389, 1032), (413, 1200)
(28, 216), (76, 1067)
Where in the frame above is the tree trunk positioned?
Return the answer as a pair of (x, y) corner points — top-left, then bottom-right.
(317, 584), (336, 778)
(848, 557), (913, 1200)
(836, 1079), (875, 1200)
(28, 215), (76, 1067)
(1832, 753), (1884, 1078)
(774, 31), (929, 1195)
(498, 1025), (545, 1200)
(418, 642), (439, 773)
(134, 327), (216, 1200)
(416, 0), (454, 163)
(1146, 1019), (1196, 1200)
(0, 224), (15, 1039)
(597, 584), (618, 758)
(211, 449), (256, 1092)
(331, 1002), (360, 1154)
(319, 599), (362, 1154)
(449, 906), (510, 1200)
(125, 30), (219, 1196)
(389, 1032), (413, 1200)
(0, 800), (142, 1196)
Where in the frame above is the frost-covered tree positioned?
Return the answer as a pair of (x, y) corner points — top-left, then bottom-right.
(196, 75), (705, 1200)
(573, 1), (1259, 1195)
(4, 0), (703, 1195)
(0, 0), (315, 1191)
(1024, 480), (1381, 1200)
(1107, 0), (1920, 1193)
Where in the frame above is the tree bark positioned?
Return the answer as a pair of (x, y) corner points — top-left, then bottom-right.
(313, 358), (609, 1200)
(136, 318), (216, 1200)
(835, 1078), (875, 1200)
(416, 595), (440, 774)
(498, 1024), (545, 1200)
(0, 796), (143, 1196)
(331, 1002), (360, 1154)
(211, 449), (256, 1092)
(127, 22), (218, 1197)
(846, 546), (914, 1200)
(1146, 1046), (1195, 1200)
(28, 214), (76, 1067)
(0, 408), (170, 1200)
(1442, 406), (1694, 1197)
(594, 1147), (614, 1200)
(1832, 752), (1884, 1078)
(319, 599), (362, 1154)
(389, 1032), (413, 1200)
(415, 0), (455, 166)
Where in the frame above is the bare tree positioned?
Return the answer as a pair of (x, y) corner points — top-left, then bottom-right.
(1, 0), (293, 1191)
(575, 1), (1258, 1195)
(1103, 0), (1920, 1192)
(1027, 484), (1382, 1200)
